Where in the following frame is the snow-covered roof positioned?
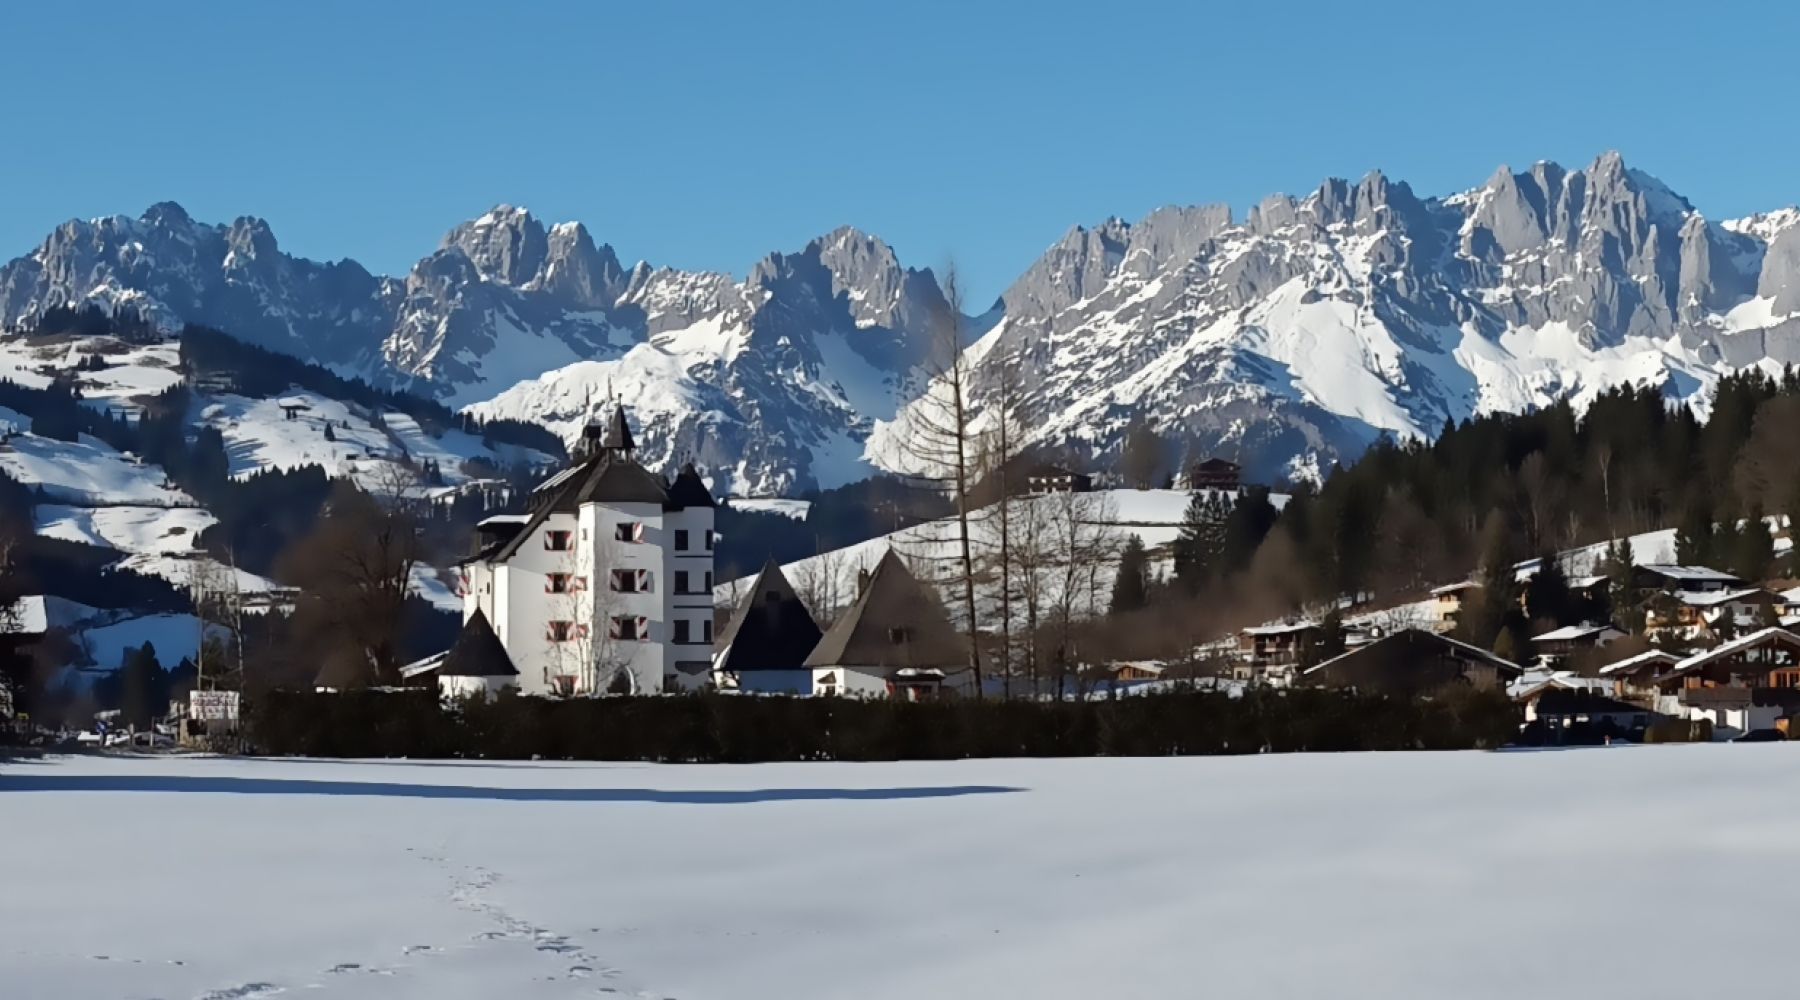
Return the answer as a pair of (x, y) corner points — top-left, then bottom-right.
(398, 651), (449, 679)
(1667, 627), (1800, 677)
(1677, 587), (1774, 608)
(1430, 581), (1480, 596)
(1242, 621), (1319, 636)
(1781, 586), (1800, 605)
(1568, 575), (1608, 590)
(1531, 623), (1621, 643)
(1597, 649), (1681, 676)
(1509, 669), (1614, 700)
(476, 513), (531, 527)
(1638, 564), (1741, 583)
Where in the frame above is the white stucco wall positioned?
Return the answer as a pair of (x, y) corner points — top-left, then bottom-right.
(463, 481), (716, 696)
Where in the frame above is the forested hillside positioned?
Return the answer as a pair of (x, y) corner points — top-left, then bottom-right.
(1107, 371), (1800, 664)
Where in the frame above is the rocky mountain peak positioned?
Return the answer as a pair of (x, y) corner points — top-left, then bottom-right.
(443, 205), (549, 287)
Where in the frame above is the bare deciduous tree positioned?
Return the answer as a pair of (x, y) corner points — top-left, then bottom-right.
(890, 263), (984, 694)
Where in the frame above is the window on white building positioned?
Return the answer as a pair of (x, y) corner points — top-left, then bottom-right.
(704, 528), (715, 551)
(610, 615), (648, 641)
(615, 522), (645, 543)
(703, 618), (713, 643)
(675, 570), (691, 594)
(544, 530), (573, 551)
(675, 529), (689, 551)
(674, 619), (691, 644)
(611, 569), (651, 593)
(546, 573), (572, 594)
(546, 620), (575, 642)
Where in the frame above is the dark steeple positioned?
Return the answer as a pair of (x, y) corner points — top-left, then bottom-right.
(602, 402), (635, 454)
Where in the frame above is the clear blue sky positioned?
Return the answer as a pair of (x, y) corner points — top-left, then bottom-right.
(4, 0), (1796, 306)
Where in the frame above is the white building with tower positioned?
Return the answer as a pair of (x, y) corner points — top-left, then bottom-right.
(456, 404), (718, 695)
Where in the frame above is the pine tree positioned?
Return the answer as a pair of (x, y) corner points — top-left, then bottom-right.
(1457, 510), (1522, 650)
(1172, 491), (1229, 593)
(1109, 535), (1150, 615)
(1525, 552), (1574, 626)
(1733, 504), (1774, 581)
(323, 423), (336, 442)
(1675, 495), (1715, 567)
(1118, 419), (1165, 490)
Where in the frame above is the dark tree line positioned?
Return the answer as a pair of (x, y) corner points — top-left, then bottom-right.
(1099, 371), (1800, 661)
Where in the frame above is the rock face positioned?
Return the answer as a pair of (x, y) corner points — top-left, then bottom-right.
(0, 206), (944, 495)
(6, 153), (1800, 491)
(874, 152), (1800, 482)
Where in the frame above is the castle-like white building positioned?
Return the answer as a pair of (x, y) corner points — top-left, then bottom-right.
(458, 405), (717, 695)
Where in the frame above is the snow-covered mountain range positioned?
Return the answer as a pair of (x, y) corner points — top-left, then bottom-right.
(7, 151), (1800, 489)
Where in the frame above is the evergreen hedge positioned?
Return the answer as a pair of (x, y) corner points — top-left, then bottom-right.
(244, 687), (1521, 761)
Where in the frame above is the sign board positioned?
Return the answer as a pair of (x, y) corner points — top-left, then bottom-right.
(190, 690), (241, 722)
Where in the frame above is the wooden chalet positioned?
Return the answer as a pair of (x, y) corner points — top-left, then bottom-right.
(1186, 457), (1242, 491)
(1026, 464), (1093, 494)
(1530, 623), (1626, 660)
(1238, 620), (1319, 669)
(1429, 580), (1482, 631)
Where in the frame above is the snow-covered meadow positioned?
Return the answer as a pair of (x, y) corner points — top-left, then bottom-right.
(5, 747), (1799, 999)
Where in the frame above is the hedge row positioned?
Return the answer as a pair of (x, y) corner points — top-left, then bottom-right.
(244, 687), (1522, 761)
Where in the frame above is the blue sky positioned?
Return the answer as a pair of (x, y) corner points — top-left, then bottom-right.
(3, 0), (1796, 305)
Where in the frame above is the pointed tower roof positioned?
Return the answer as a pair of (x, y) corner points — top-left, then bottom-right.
(602, 402), (634, 453)
(716, 560), (824, 672)
(440, 609), (518, 677)
(803, 549), (965, 670)
(667, 462), (716, 510)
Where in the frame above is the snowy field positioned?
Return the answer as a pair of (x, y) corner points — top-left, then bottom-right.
(6, 747), (1800, 999)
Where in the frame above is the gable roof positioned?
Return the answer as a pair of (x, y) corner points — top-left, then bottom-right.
(803, 550), (966, 670)
(1677, 587), (1777, 608)
(1637, 564), (1743, 584)
(1531, 623), (1624, 643)
(1664, 627), (1800, 680)
(1597, 649), (1681, 676)
(439, 609), (518, 677)
(714, 561), (823, 672)
(1303, 628), (1522, 695)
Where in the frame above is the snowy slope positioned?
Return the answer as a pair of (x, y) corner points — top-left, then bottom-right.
(0, 332), (525, 629)
(0, 432), (190, 505)
(9, 749), (1800, 1000)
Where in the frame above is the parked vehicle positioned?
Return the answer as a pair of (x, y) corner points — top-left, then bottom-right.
(1733, 729), (1787, 743)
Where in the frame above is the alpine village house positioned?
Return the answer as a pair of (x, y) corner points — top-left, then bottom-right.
(451, 404), (719, 696)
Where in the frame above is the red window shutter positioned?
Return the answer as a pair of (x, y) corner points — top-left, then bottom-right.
(576, 623), (590, 639)
(632, 522), (645, 542)
(637, 569), (650, 592)
(608, 618), (623, 640)
(636, 616), (648, 638)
